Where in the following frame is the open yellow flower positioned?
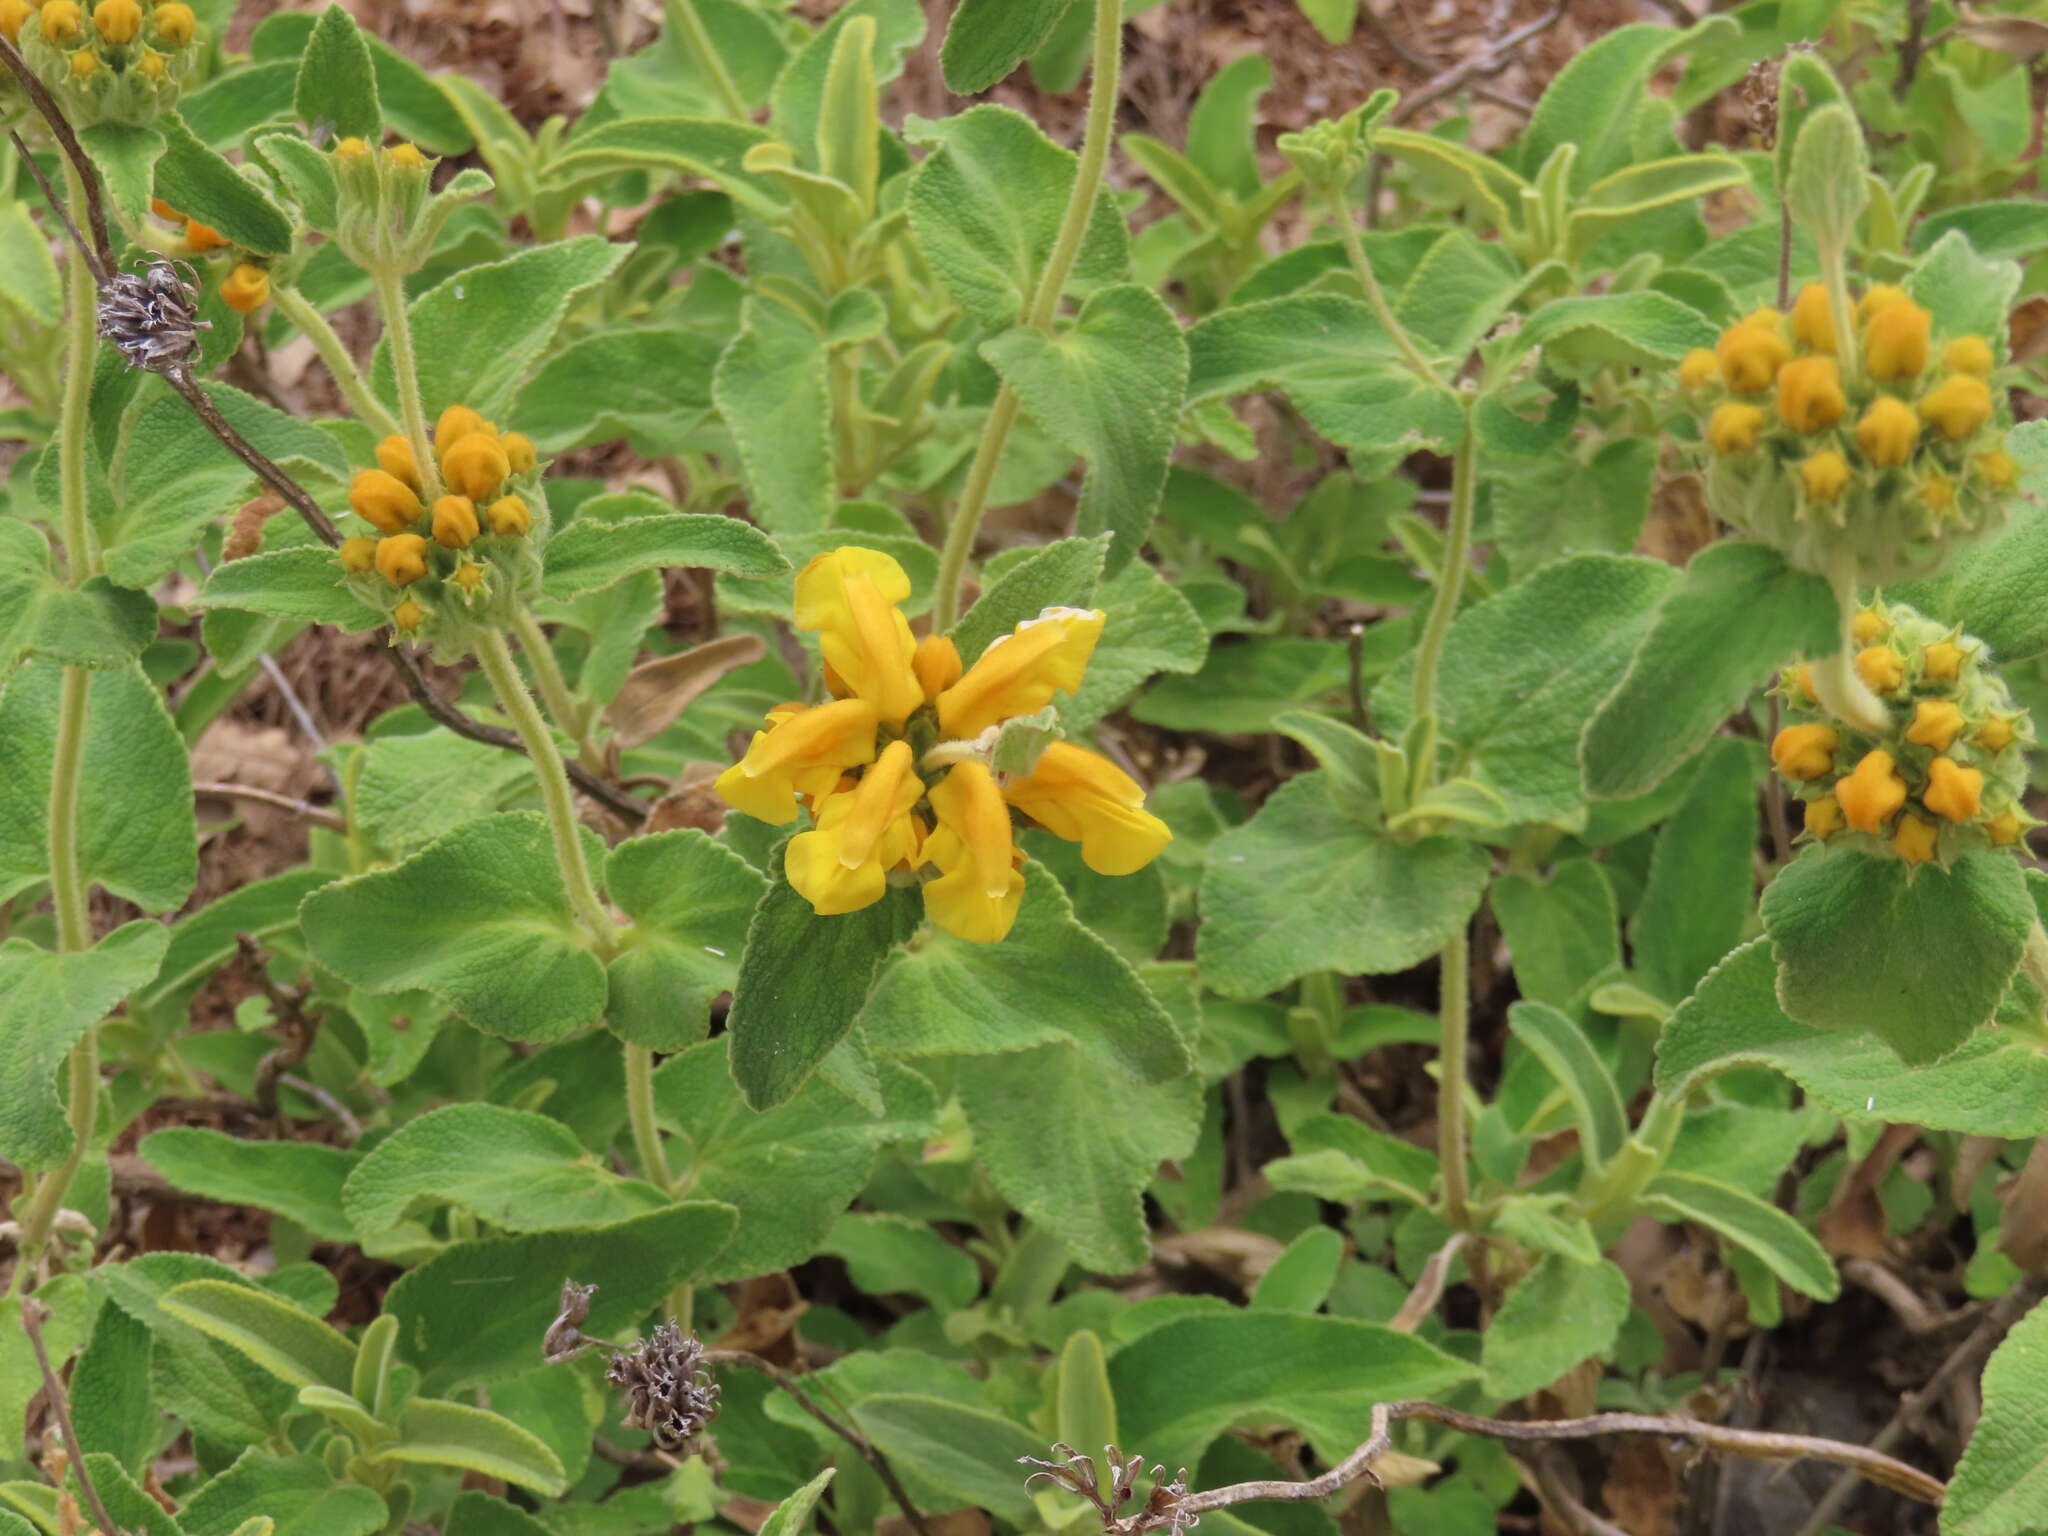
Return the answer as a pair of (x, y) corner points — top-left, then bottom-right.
(923, 762), (1026, 943)
(796, 548), (923, 728)
(1004, 743), (1173, 876)
(938, 607), (1105, 739)
(786, 741), (923, 916)
(715, 698), (879, 825)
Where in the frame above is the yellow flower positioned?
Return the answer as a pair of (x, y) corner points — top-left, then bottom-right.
(1855, 395), (1919, 468)
(134, 43), (161, 76)
(1855, 644), (1903, 693)
(1838, 749), (1906, 832)
(785, 741), (923, 916)
(92, 0), (139, 42)
(1921, 640), (1965, 683)
(442, 432), (511, 502)
(377, 434), (421, 491)
(1677, 348), (1719, 391)
(1944, 335), (1994, 377)
(1800, 450), (1850, 503)
(1707, 402), (1766, 455)
(1863, 300), (1931, 380)
(1803, 794), (1843, 840)
(349, 468), (423, 534)
(914, 633), (962, 704)
(0, 0), (30, 42)
(150, 0), (191, 43)
(938, 606), (1105, 740)
(220, 262), (269, 313)
(1005, 743), (1174, 877)
(1850, 607), (1886, 647)
(431, 494), (480, 549)
(452, 561), (487, 593)
(1776, 356), (1846, 433)
(1715, 320), (1790, 394)
(339, 536), (377, 574)
(392, 597), (424, 633)
(1892, 812), (1938, 865)
(1976, 448), (2017, 489)
(1906, 699), (1964, 752)
(37, 0), (80, 40)
(184, 217), (225, 252)
(1923, 756), (1983, 823)
(375, 533), (429, 586)
(1919, 374), (1993, 441)
(67, 46), (97, 75)
(486, 495), (531, 536)
(1790, 282), (1836, 353)
(436, 404), (488, 454)
(1770, 722), (1838, 782)
(501, 431), (537, 475)
(1976, 714), (2017, 753)
(387, 142), (426, 171)
(334, 136), (369, 161)
(715, 698), (880, 825)
(795, 547), (923, 728)
(1920, 470), (1956, 519)
(1988, 810), (2022, 847)
(1857, 284), (1910, 323)
(923, 762), (1025, 944)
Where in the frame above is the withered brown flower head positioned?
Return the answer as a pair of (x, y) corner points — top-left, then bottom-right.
(606, 1320), (720, 1450)
(97, 259), (208, 372)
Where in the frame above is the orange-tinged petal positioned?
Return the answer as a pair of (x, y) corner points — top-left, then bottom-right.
(928, 761), (1015, 899)
(938, 607), (1105, 740)
(715, 699), (879, 824)
(795, 547), (922, 726)
(835, 741), (923, 871)
(1893, 811), (1938, 865)
(914, 633), (962, 703)
(1004, 743), (1173, 876)
(1923, 756), (1982, 824)
(1837, 749), (1906, 833)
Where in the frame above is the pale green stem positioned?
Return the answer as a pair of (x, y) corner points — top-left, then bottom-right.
(1811, 550), (1890, 735)
(625, 1044), (674, 1193)
(1817, 239), (1862, 393)
(1330, 185), (1445, 390)
(368, 263), (443, 501)
(1436, 927), (1472, 1230)
(473, 629), (617, 954)
(272, 285), (403, 439)
(1577, 1091), (1687, 1223)
(509, 608), (600, 768)
(4, 1033), (97, 1298)
(932, 0), (1122, 630)
(668, 0), (748, 120)
(1406, 405), (1478, 805)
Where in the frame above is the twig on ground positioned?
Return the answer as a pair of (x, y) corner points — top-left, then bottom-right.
(195, 781), (346, 830)
(1391, 4), (1567, 125)
(1388, 1232), (1467, 1333)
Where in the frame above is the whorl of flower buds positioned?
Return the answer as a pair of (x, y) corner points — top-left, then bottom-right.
(605, 1321), (720, 1451)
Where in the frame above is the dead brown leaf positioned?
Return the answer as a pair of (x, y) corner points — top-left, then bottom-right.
(1601, 1436), (1680, 1536)
(606, 634), (768, 749)
(1997, 1138), (2048, 1273)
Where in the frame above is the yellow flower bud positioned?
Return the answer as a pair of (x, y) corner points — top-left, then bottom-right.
(1976, 714), (2017, 753)
(1919, 374), (1993, 441)
(435, 404), (488, 457)
(1906, 699), (1965, 752)
(150, 0), (191, 44)
(348, 468), (424, 535)
(1790, 282), (1836, 353)
(452, 561), (487, 593)
(1976, 448), (2017, 489)
(219, 262), (269, 313)
(1893, 811), (1938, 865)
(1741, 306), (1784, 333)
(1988, 810), (2022, 847)
(1791, 663), (1818, 703)
(1864, 300), (1932, 381)
(1838, 749), (1907, 833)
(184, 217), (225, 252)
(1803, 794), (1843, 841)
(914, 633), (962, 704)
(1921, 640), (1965, 683)
(441, 432), (510, 502)
(500, 431), (536, 475)
(1715, 321), (1791, 394)
(334, 135), (370, 161)
(1924, 755), (1983, 824)
(387, 142), (426, 170)
(1677, 348), (1719, 391)
(431, 494), (480, 549)
(1920, 470), (1957, 520)
(67, 45), (97, 76)
(376, 434), (421, 491)
(1857, 283), (1910, 323)
(376, 533), (430, 585)
(1855, 395), (1919, 468)
(1855, 644), (1904, 693)
(1944, 334), (1994, 378)
(1777, 355), (1846, 433)
(1850, 607), (1886, 647)
(392, 596), (425, 633)
(339, 536), (377, 574)
(1799, 449), (1850, 503)
(92, 0), (139, 43)
(134, 43), (162, 76)
(37, 0), (80, 40)
(485, 495), (531, 536)
(1771, 722), (1839, 781)
(0, 0), (30, 42)
(1707, 401), (1766, 455)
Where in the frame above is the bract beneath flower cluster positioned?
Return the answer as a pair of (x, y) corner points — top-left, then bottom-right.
(716, 547), (1172, 943)
(1771, 600), (2035, 870)
(1680, 284), (2017, 582)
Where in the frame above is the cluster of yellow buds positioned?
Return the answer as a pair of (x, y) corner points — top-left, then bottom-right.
(1678, 283), (2018, 582)
(340, 402), (543, 649)
(331, 135), (440, 272)
(1771, 600), (2035, 868)
(715, 548), (1172, 943)
(6, 0), (197, 125)
(146, 198), (270, 313)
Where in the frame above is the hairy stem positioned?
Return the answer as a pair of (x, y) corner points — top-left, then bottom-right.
(1811, 552), (1890, 735)
(510, 608), (600, 766)
(932, 0), (1122, 630)
(474, 628), (617, 955)
(668, 0), (748, 120)
(272, 284), (403, 439)
(1816, 238), (1861, 393)
(624, 1044), (673, 1192)
(1406, 405), (1477, 804)
(1331, 185), (1444, 390)
(369, 262), (443, 501)
(1435, 927), (1472, 1229)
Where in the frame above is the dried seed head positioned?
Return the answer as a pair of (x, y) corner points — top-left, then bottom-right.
(96, 259), (208, 372)
(542, 1279), (596, 1363)
(606, 1321), (720, 1450)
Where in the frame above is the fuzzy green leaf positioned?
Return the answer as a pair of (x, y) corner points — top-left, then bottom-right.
(0, 523), (156, 677)
(294, 5), (381, 140)
(855, 1397), (1040, 1526)
(1515, 291), (1719, 372)
(1506, 1003), (1627, 1170)
(1481, 1256), (1630, 1400)
(382, 1398), (567, 1496)
(605, 830), (765, 1051)
(1491, 860), (1619, 1011)
(199, 548), (375, 629)
(759, 1470), (837, 1536)
(1642, 1171), (1839, 1300)
(711, 297), (833, 535)
(158, 1280), (356, 1393)
(545, 116), (781, 214)
(1062, 558), (1208, 732)
(154, 114), (293, 254)
(541, 501), (788, 601)
(939, 0), (1074, 92)
(1943, 1298), (2048, 1536)
(78, 124), (166, 232)
(951, 535), (1108, 661)
(1629, 735), (1758, 1003)
(180, 1451), (388, 1536)
(69, 1305), (156, 1476)
(140, 1129), (358, 1241)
